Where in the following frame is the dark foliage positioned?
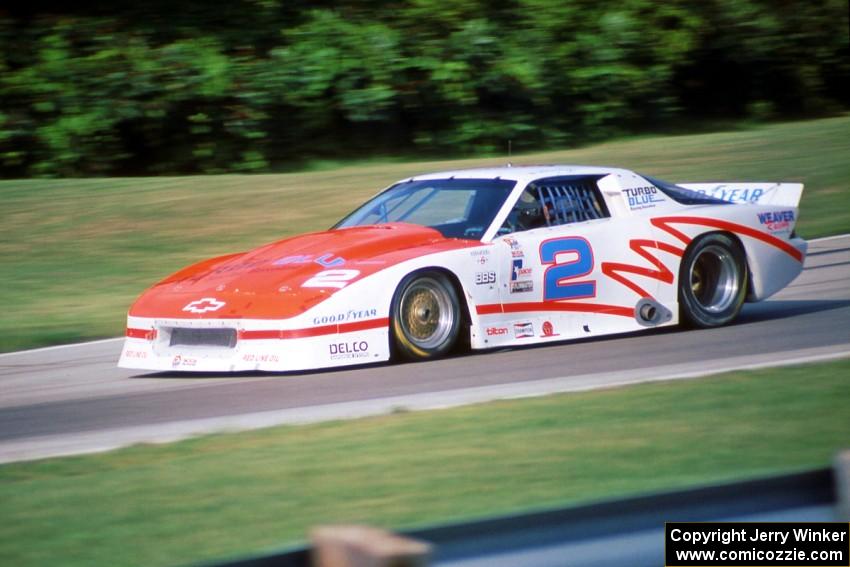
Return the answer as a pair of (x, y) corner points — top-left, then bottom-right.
(0, 0), (847, 176)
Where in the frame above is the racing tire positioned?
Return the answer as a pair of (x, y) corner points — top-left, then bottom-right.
(391, 271), (461, 361)
(679, 233), (748, 328)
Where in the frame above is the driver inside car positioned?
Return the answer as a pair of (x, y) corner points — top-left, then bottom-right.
(501, 188), (550, 233)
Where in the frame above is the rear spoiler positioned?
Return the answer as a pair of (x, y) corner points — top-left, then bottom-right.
(677, 183), (804, 208)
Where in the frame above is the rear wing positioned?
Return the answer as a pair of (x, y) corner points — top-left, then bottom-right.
(677, 183), (804, 208)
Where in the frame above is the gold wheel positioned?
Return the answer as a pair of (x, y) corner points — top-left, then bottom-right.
(392, 272), (461, 360)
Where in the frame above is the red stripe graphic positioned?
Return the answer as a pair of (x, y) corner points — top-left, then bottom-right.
(126, 328), (157, 340)
(601, 239), (684, 299)
(127, 318), (389, 342)
(652, 216), (803, 262)
(477, 302), (633, 318)
(238, 318), (389, 341)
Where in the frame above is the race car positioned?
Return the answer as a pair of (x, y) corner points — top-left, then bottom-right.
(119, 165), (807, 372)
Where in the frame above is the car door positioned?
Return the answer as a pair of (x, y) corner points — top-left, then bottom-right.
(496, 174), (662, 341)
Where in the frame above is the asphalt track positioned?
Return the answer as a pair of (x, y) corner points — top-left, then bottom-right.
(1, 235), (848, 463)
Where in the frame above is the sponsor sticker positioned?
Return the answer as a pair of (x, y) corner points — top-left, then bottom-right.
(124, 350), (148, 359)
(623, 186), (665, 210)
(182, 297), (226, 314)
(171, 355), (198, 368)
(329, 341), (370, 360)
(470, 249), (490, 265)
(486, 326), (508, 336)
(511, 259), (533, 280)
(511, 280), (534, 293)
(274, 253), (346, 267)
(312, 308), (378, 326)
(513, 322), (534, 339)
(758, 210), (795, 233)
(696, 185), (766, 203)
(475, 271), (497, 285)
(504, 237), (525, 258)
(541, 321), (559, 337)
(242, 353), (280, 363)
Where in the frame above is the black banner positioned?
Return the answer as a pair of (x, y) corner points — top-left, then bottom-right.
(666, 522), (849, 566)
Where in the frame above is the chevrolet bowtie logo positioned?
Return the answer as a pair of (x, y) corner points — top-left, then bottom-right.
(182, 297), (226, 314)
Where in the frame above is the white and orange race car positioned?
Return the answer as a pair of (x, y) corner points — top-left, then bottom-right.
(119, 165), (806, 372)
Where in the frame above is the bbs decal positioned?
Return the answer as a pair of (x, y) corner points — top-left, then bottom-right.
(539, 237), (596, 300)
(475, 271), (497, 285)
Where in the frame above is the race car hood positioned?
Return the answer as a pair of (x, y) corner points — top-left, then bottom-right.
(129, 223), (479, 319)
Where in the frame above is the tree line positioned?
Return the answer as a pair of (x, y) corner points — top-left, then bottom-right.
(0, 0), (846, 177)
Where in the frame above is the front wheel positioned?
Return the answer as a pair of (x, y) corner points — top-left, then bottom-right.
(679, 233), (748, 328)
(391, 271), (461, 360)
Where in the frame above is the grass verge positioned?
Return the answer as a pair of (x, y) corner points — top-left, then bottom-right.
(1, 116), (849, 351)
(1, 358), (848, 567)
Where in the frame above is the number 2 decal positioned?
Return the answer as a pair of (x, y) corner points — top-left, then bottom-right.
(302, 269), (360, 289)
(540, 237), (596, 300)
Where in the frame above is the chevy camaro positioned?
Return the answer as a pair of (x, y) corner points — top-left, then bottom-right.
(119, 165), (806, 372)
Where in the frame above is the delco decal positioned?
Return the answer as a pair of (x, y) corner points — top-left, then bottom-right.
(623, 186), (665, 210)
(513, 322), (534, 339)
(313, 308), (378, 325)
(182, 297), (226, 314)
(758, 210), (795, 233)
(329, 341), (370, 360)
(486, 326), (508, 336)
(695, 185), (765, 203)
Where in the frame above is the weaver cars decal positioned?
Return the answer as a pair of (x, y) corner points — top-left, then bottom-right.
(758, 210), (795, 233)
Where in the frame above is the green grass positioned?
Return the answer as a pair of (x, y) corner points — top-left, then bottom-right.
(1, 116), (849, 351)
(1, 359), (848, 567)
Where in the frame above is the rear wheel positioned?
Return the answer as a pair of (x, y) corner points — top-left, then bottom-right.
(391, 271), (460, 360)
(679, 233), (747, 328)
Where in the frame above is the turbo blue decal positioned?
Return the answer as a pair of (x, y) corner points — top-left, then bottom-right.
(540, 237), (596, 300)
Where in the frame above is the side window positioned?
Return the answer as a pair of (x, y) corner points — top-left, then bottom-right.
(533, 176), (610, 226)
(500, 175), (610, 234)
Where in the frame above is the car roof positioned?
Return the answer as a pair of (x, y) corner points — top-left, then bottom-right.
(407, 165), (632, 185)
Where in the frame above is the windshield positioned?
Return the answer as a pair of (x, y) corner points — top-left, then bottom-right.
(334, 178), (516, 240)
